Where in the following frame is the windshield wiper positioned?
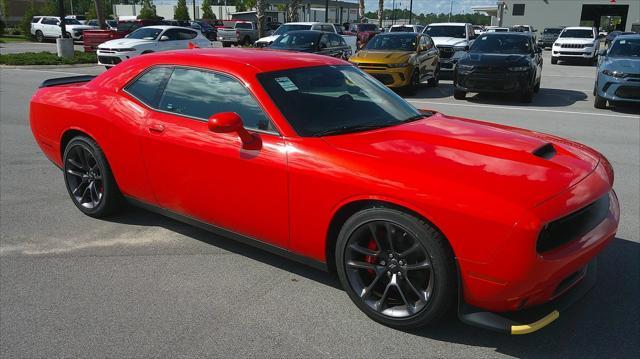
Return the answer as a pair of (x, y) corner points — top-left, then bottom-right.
(314, 123), (395, 137)
(402, 113), (433, 122)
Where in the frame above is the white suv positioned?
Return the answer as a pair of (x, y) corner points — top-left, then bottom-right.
(30, 16), (95, 42)
(551, 27), (600, 65)
(423, 23), (476, 72)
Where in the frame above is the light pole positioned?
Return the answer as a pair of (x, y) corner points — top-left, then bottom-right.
(409, 0), (413, 24)
(448, 0), (453, 22)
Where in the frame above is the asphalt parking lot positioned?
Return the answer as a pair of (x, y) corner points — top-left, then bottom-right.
(1, 51), (639, 357)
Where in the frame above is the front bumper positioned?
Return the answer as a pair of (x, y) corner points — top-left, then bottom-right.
(552, 46), (597, 59)
(96, 49), (137, 67)
(459, 258), (598, 334)
(597, 72), (640, 103)
(454, 69), (531, 93)
(459, 162), (619, 313)
(354, 64), (413, 88)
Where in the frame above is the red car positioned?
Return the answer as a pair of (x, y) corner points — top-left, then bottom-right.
(30, 49), (619, 334)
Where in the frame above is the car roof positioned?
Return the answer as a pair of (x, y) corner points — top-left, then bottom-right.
(615, 34), (640, 40)
(127, 48), (347, 74)
(564, 26), (594, 30)
(428, 23), (468, 26)
(138, 25), (193, 30)
(377, 32), (420, 36)
(283, 22), (329, 26)
(481, 32), (529, 37)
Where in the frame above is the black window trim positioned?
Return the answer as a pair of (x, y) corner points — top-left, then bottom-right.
(122, 65), (281, 136)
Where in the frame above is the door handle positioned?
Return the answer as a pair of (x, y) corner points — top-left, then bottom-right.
(148, 123), (165, 134)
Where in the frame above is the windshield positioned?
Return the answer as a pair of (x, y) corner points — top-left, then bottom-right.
(127, 27), (162, 40)
(470, 34), (532, 54)
(425, 25), (466, 38)
(236, 22), (253, 29)
(270, 32), (319, 49)
(364, 34), (417, 51)
(608, 38), (640, 57)
(273, 24), (312, 35)
(257, 66), (423, 137)
(543, 28), (562, 35)
(65, 19), (81, 25)
(390, 26), (414, 32)
(106, 20), (117, 27)
(357, 24), (378, 32)
(560, 29), (594, 38)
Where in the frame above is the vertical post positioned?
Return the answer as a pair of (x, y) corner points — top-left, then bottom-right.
(57, 0), (67, 37)
(392, 0), (395, 25)
(409, 0), (413, 24)
(449, 0), (453, 22)
(325, 0), (329, 22)
(193, 0), (197, 20)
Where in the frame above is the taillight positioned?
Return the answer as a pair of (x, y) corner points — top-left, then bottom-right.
(236, 30), (240, 36)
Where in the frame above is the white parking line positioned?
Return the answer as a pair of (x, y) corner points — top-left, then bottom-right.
(408, 100), (639, 119)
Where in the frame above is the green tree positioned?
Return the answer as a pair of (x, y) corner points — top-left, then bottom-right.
(174, 0), (190, 21)
(138, 0), (157, 20)
(201, 0), (215, 20)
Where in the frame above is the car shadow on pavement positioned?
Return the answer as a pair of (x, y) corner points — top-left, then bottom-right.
(107, 206), (639, 357)
(464, 88), (589, 107)
(106, 205), (341, 289)
(409, 237), (639, 357)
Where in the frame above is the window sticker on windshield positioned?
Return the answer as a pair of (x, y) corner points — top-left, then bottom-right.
(275, 77), (299, 92)
(619, 40), (626, 44)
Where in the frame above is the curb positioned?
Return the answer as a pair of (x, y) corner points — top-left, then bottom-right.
(0, 63), (99, 69)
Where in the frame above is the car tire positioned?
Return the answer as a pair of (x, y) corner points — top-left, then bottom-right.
(406, 68), (420, 94)
(222, 42), (230, 48)
(594, 93), (607, 109)
(453, 89), (466, 100)
(243, 36), (251, 45)
(35, 30), (44, 43)
(533, 79), (541, 93)
(335, 207), (456, 330)
(427, 66), (440, 87)
(551, 56), (558, 64)
(521, 87), (534, 103)
(65, 32), (72, 39)
(63, 136), (123, 218)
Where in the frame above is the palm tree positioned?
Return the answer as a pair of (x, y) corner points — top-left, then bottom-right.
(378, 0), (384, 27)
(256, 0), (266, 38)
(358, 0), (365, 22)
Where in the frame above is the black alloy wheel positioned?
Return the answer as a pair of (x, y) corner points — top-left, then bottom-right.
(427, 66), (440, 87)
(63, 136), (122, 217)
(336, 208), (456, 329)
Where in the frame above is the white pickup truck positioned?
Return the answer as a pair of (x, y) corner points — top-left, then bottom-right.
(217, 21), (259, 47)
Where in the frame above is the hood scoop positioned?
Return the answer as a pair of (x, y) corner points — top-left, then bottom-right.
(532, 143), (557, 159)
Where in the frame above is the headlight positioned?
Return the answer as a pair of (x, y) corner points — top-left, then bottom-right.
(508, 66), (529, 72)
(584, 42), (597, 48)
(116, 48), (136, 52)
(387, 63), (409, 68)
(457, 64), (475, 71)
(453, 46), (468, 52)
(602, 69), (625, 78)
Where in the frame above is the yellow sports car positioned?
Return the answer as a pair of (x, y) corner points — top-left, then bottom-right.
(349, 32), (440, 91)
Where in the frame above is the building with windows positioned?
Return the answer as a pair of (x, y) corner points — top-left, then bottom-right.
(473, 0), (639, 32)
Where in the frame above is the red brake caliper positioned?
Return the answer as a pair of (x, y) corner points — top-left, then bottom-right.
(364, 240), (378, 275)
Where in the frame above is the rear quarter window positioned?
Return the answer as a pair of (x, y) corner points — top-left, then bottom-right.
(125, 67), (173, 108)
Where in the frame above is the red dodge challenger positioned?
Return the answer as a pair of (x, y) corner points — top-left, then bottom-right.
(30, 49), (619, 334)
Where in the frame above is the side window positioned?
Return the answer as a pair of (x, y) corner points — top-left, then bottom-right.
(159, 68), (274, 132)
(322, 25), (334, 33)
(179, 29), (197, 40)
(417, 25), (425, 33)
(419, 36), (427, 49)
(125, 67), (173, 108)
(319, 34), (329, 48)
(329, 34), (341, 47)
(512, 4), (525, 16)
(162, 29), (180, 40)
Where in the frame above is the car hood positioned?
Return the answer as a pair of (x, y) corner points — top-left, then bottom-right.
(601, 57), (640, 72)
(257, 35), (279, 43)
(351, 50), (413, 63)
(430, 37), (468, 46)
(99, 38), (154, 48)
(554, 37), (595, 44)
(461, 53), (530, 66)
(322, 113), (601, 208)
